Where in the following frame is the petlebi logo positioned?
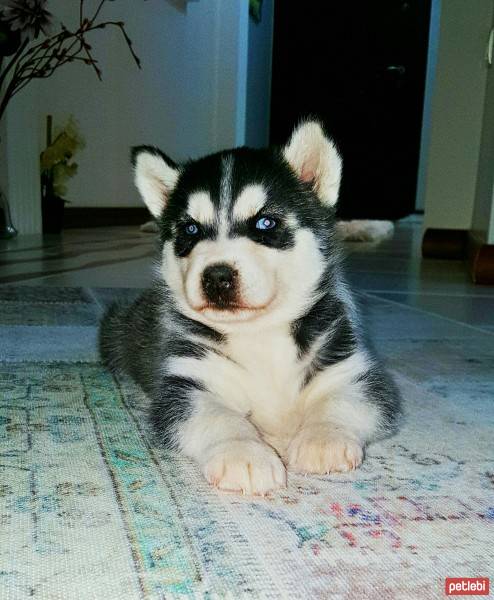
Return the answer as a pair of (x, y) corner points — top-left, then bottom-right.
(445, 578), (490, 596)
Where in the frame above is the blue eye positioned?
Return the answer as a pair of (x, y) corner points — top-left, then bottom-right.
(255, 216), (276, 230)
(185, 223), (199, 235)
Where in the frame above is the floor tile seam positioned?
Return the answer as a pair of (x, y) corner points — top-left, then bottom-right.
(358, 291), (494, 339)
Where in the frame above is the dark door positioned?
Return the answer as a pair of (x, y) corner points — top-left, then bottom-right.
(270, 1), (431, 220)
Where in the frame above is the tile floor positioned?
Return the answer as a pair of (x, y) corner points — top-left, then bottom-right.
(1, 216), (493, 403)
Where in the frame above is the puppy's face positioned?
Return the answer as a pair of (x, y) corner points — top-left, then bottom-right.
(133, 121), (342, 331)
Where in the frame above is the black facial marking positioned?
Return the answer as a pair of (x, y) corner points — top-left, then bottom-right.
(158, 152), (224, 250)
(231, 213), (295, 249)
(155, 145), (338, 256)
(173, 220), (216, 258)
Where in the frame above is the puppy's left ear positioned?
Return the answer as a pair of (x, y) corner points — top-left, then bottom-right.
(283, 120), (342, 206)
(131, 146), (180, 218)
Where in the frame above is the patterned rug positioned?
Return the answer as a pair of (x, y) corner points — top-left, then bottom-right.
(0, 287), (493, 599)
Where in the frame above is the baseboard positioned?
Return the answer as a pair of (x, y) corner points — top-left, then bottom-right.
(468, 234), (494, 285)
(63, 207), (149, 228)
(421, 228), (468, 259)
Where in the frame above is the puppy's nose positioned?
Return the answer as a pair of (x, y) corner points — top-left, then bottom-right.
(202, 263), (236, 291)
(202, 263), (238, 307)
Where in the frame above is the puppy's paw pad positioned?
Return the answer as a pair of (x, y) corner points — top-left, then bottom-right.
(288, 428), (363, 475)
(204, 441), (286, 496)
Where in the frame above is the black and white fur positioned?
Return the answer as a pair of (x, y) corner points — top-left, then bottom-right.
(100, 121), (401, 495)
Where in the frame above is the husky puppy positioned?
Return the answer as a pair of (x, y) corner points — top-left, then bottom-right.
(100, 121), (401, 495)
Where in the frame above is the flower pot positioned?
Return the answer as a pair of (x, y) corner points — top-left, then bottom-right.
(41, 191), (65, 234)
(40, 169), (65, 234)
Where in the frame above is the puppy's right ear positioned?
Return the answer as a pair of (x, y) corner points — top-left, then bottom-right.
(131, 146), (180, 219)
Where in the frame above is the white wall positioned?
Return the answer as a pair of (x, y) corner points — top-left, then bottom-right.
(472, 10), (494, 245)
(422, 0), (494, 231)
(415, 0), (440, 212)
(3, 0), (253, 230)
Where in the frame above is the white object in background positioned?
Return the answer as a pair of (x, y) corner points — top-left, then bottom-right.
(336, 220), (395, 243)
(487, 28), (494, 66)
(140, 220), (159, 233)
(4, 95), (42, 235)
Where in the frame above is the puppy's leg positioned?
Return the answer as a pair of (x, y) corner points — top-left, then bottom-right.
(288, 420), (365, 474)
(288, 355), (400, 474)
(177, 399), (287, 495)
(155, 355), (287, 495)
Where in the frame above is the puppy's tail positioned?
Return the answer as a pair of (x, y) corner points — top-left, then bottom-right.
(99, 303), (128, 374)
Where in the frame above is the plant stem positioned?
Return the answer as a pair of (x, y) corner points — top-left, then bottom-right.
(0, 3), (141, 124)
(0, 38), (30, 91)
(92, 0), (107, 23)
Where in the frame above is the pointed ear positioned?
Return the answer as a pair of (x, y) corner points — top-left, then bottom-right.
(283, 120), (342, 206)
(131, 146), (180, 218)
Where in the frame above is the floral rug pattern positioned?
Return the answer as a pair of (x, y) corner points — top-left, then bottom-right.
(1, 361), (493, 600)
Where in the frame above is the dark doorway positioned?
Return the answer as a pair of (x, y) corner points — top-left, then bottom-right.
(270, 1), (431, 220)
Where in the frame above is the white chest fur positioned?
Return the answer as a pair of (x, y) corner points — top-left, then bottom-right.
(166, 326), (308, 454)
(225, 328), (306, 449)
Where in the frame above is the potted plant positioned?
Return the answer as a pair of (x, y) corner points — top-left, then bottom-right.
(40, 115), (84, 233)
(0, 0), (141, 238)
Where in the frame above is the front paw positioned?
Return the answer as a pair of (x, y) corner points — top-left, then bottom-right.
(287, 425), (363, 474)
(203, 440), (286, 496)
